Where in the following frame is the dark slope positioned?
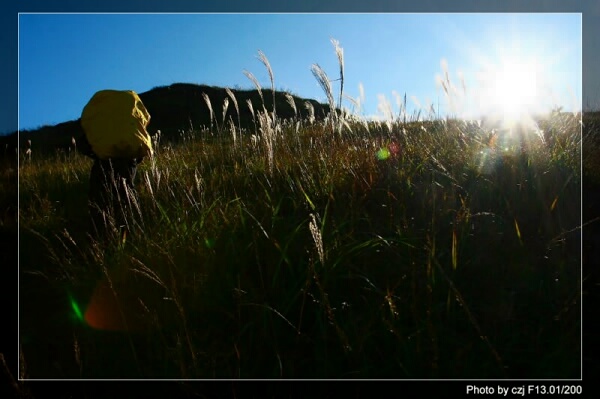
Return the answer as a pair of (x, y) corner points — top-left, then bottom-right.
(1, 83), (332, 158)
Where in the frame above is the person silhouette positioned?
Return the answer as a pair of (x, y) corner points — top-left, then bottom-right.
(77, 89), (154, 236)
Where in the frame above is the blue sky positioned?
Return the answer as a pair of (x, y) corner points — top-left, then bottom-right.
(16, 13), (582, 132)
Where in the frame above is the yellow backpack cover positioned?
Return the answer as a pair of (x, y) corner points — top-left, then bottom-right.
(81, 90), (153, 160)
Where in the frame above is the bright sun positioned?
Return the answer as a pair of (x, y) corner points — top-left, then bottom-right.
(493, 62), (537, 115)
(480, 57), (542, 124)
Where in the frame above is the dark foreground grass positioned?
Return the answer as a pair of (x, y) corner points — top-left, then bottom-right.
(15, 106), (583, 379)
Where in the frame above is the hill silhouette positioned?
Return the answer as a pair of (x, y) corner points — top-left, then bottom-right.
(1, 83), (332, 159)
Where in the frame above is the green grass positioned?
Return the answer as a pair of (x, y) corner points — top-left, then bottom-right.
(14, 49), (584, 379)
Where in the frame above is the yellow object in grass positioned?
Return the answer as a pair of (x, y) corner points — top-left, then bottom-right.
(81, 89), (153, 160)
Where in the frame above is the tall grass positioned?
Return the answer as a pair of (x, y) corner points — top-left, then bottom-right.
(16, 42), (583, 379)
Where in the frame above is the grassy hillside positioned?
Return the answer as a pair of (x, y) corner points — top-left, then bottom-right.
(13, 103), (585, 379)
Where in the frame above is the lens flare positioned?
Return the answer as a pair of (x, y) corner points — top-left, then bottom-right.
(68, 294), (84, 323)
(84, 279), (124, 331)
(204, 237), (216, 249)
(376, 147), (391, 161)
(83, 279), (145, 332)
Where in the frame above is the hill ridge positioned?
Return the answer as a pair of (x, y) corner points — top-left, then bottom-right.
(1, 83), (332, 156)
